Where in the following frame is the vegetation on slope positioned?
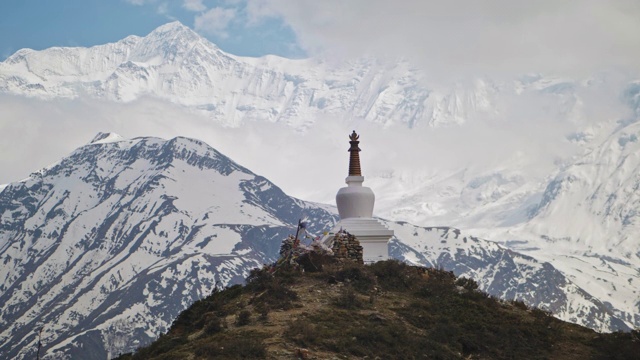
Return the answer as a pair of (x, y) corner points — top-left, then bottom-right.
(114, 260), (640, 359)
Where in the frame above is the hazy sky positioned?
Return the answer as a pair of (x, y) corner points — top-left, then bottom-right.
(262, 0), (640, 81)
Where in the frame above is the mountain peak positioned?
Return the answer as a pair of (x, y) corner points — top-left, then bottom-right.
(89, 132), (124, 144)
(151, 21), (192, 34)
(136, 20), (222, 62)
(146, 21), (202, 42)
(3, 48), (34, 64)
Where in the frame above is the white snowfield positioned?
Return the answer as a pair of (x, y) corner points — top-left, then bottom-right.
(1, 20), (640, 359)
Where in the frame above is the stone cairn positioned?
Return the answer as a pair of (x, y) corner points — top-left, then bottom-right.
(279, 235), (297, 258)
(271, 230), (362, 273)
(330, 230), (363, 264)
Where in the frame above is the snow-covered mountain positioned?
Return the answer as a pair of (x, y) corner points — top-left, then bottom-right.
(525, 120), (640, 256)
(0, 21), (433, 129)
(0, 133), (335, 359)
(491, 116), (640, 331)
(388, 224), (629, 332)
(0, 133), (630, 359)
(0, 21), (596, 131)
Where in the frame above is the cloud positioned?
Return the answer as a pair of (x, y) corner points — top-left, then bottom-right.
(156, 2), (173, 17)
(0, 96), (232, 185)
(2, 78), (632, 203)
(124, 0), (174, 18)
(246, 0), (640, 82)
(183, 0), (207, 12)
(245, 0), (279, 26)
(194, 7), (237, 38)
(124, 0), (153, 5)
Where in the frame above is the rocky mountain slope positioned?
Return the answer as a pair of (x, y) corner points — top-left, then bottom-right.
(388, 224), (631, 332)
(0, 133), (335, 359)
(113, 261), (640, 360)
(0, 134), (633, 359)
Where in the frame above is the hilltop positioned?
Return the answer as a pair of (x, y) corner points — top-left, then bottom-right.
(114, 260), (640, 360)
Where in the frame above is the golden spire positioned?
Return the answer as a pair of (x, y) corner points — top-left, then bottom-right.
(348, 130), (362, 176)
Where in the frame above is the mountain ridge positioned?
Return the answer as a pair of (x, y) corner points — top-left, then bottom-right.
(0, 20), (503, 129)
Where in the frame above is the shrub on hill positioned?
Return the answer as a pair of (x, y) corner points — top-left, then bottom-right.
(245, 267), (299, 310)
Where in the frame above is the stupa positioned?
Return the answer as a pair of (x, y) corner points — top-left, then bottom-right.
(322, 131), (394, 263)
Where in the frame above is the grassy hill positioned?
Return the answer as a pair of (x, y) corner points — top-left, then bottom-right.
(114, 260), (639, 359)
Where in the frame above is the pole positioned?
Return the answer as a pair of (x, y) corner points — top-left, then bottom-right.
(293, 219), (302, 246)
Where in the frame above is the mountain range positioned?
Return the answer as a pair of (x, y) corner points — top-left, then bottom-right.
(1, 21), (640, 358)
(0, 132), (632, 359)
(2, 21), (638, 231)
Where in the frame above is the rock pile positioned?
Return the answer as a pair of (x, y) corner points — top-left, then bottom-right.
(330, 230), (363, 264)
(279, 235), (297, 257)
(272, 231), (362, 272)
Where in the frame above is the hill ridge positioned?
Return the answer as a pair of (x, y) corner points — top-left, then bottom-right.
(115, 260), (640, 360)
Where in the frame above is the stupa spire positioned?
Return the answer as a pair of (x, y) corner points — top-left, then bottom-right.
(337, 130), (373, 218)
(348, 130), (362, 176)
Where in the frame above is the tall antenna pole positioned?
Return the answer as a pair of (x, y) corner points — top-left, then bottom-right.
(294, 218), (302, 244)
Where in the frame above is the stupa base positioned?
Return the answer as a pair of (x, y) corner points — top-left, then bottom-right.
(322, 218), (394, 263)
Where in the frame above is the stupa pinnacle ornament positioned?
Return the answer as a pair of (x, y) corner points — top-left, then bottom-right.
(323, 131), (394, 263)
(348, 130), (362, 176)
